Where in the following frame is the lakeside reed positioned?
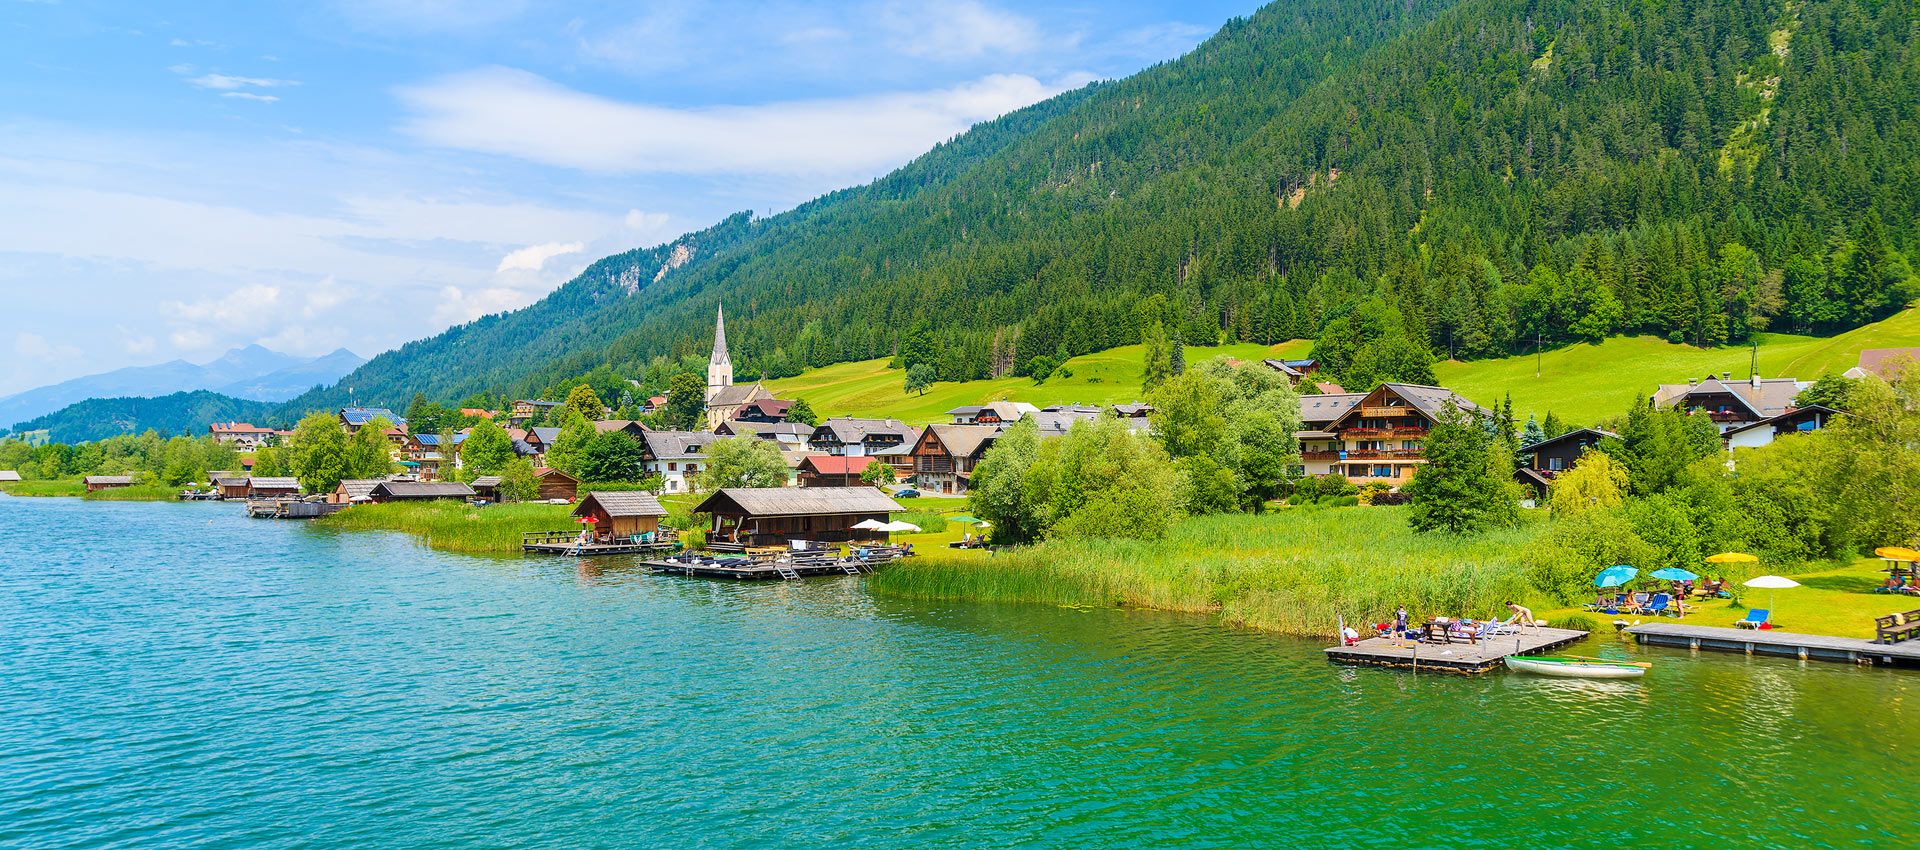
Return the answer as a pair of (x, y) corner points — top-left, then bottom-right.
(0, 479), (87, 497)
(315, 501), (575, 553)
(868, 506), (1546, 637)
(81, 483), (181, 501)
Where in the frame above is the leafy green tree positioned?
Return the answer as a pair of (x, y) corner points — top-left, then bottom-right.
(1549, 451), (1629, 516)
(783, 398), (820, 426)
(665, 373), (706, 431)
(1175, 454), (1239, 515)
(1023, 356), (1057, 384)
(461, 416), (514, 474)
(289, 410), (348, 493)
(859, 461), (898, 487)
(565, 384), (606, 421)
(544, 410), (596, 475)
(344, 416), (395, 479)
(253, 446), (288, 478)
(576, 430), (646, 482)
(1794, 375), (1857, 411)
(498, 457), (539, 502)
(905, 363), (936, 396)
(1521, 415), (1545, 449)
(1541, 411), (1569, 439)
(898, 318), (935, 370)
(693, 437), (787, 490)
(966, 419), (1043, 543)
(1141, 321), (1172, 392)
(1404, 404), (1518, 534)
(1148, 371), (1224, 461)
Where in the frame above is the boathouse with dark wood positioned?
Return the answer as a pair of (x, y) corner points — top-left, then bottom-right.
(695, 487), (903, 548)
(84, 475), (134, 492)
(246, 476), (301, 498)
(367, 481), (474, 502)
(533, 467), (578, 501)
(213, 476), (252, 499)
(328, 479), (386, 504)
(573, 491), (668, 539)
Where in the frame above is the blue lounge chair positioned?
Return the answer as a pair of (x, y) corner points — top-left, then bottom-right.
(1638, 593), (1672, 617)
(1735, 608), (1770, 629)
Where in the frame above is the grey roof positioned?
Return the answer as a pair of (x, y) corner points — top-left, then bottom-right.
(593, 419), (649, 434)
(1720, 405), (1839, 438)
(528, 427), (561, 445)
(918, 424), (1001, 460)
(1109, 403), (1155, 417)
(718, 420), (810, 439)
(710, 304), (730, 366)
(370, 481), (474, 499)
(248, 477), (301, 490)
(642, 430), (722, 459)
(1652, 377), (1809, 420)
(1262, 358), (1304, 377)
(511, 439), (538, 456)
(575, 490), (668, 518)
(1378, 383), (1491, 418)
(1521, 428), (1619, 455)
(708, 382), (766, 408)
(514, 399), (561, 408)
(0, 470), (20, 481)
(811, 417), (917, 444)
(694, 487), (903, 517)
(1299, 393), (1364, 425)
(213, 476), (251, 487)
(469, 475), (503, 488)
(945, 405), (982, 416)
(84, 475), (134, 485)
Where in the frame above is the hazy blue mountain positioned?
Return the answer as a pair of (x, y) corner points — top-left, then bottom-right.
(0, 345), (361, 429)
(6, 391), (284, 444)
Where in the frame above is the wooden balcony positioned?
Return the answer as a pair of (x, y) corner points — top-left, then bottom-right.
(1361, 405), (1410, 417)
(1342, 426), (1429, 438)
(1302, 450), (1426, 462)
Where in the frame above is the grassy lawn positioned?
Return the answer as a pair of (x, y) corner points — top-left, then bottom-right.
(1542, 557), (1914, 640)
(870, 505), (1548, 636)
(0, 479), (86, 497)
(1438, 305), (1920, 425)
(769, 341), (1310, 425)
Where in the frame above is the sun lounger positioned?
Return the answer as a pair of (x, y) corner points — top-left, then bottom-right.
(1735, 608), (1770, 629)
(1486, 614), (1524, 636)
(1637, 593), (1672, 617)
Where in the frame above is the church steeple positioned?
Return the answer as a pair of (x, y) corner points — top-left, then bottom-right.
(707, 304), (733, 400)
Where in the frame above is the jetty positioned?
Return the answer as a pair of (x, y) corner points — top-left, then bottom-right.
(645, 545), (912, 581)
(521, 529), (682, 556)
(1626, 622), (1920, 667)
(244, 499), (346, 519)
(1324, 626), (1589, 674)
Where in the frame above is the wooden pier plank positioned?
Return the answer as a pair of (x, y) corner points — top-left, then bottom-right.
(1324, 627), (1590, 674)
(1626, 622), (1920, 666)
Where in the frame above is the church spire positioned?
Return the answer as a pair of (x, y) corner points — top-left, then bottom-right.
(707, 304), (733, 400)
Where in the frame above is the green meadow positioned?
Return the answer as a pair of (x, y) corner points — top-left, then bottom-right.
(0, 479), (86, 497)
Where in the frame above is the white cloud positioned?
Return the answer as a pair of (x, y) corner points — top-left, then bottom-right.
(14, 332), (81, 362)
(878, 0), (1041, 59)
(166, 284), (282, 324)
(170, 329), (214, 351)
(624, 209), (669, 232)
(396, 66), (1072, 177)
(189, 74), (298, 90)
(223, 92), (279, 103)
(121, 333), (156, 355)
(496, 240), (584, 272)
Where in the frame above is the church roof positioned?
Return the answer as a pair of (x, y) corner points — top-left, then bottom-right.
(710, 304), (730, 366)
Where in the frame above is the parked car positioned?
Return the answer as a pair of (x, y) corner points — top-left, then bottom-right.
(892, 488), (921, 499)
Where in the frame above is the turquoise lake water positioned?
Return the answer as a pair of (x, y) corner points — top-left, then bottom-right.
(1, 495), (1914, 848)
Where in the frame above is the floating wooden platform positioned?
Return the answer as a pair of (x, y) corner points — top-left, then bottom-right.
(642, 558), (869, 580)
(1627, 622), (1920, 667)
(1324, 627), (1589, 674)
(245, 500), (345, 519)
(522, 541), (681, 556)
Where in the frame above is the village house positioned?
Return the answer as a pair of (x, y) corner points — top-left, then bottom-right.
(459, 408), (497, 420)
(1650, 373), (1811, 433)
(508, 399), (561, 428)
(713, 420), (812, 452)
(730, 399), (794, 423)
(368, 481), (474, 503)
(946, 401), (1039, 425)
(694, 487), (904, 548)
(246, 476), (301, 499)
(1722, 405), (1838, 452)
(1295, 384), (1488, 484)
(1514, 428), (1617, 499)
(796, 455), (878, 487)
(208, 421), (289, 449)
(339, 407), (406, 434)
(1843, 348), (1920, 381)
(1262, 358), (1320, 387)
(640, 431), (722, 493)
(807, 417), (920, 457)
(84, 474), (134, 492)
(593, 420), (650, 438)
(572, 491), (668, 541)
(402, 432), (465, 480)
(909, 424), (1001, 496)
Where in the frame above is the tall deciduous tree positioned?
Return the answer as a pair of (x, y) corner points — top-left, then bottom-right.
(344, 415), (395, 479)
(290, 410), (349, 493)
(1549, 451), (1629, 516)
(461, 416), (514, 474)
(665, 373), (706, 431)
(693, 437), (787, 490)
(1404, 404), (1518, 534)
(565, 384), (607, 421)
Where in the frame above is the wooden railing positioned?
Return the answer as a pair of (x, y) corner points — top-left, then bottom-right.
(1360, 405), (1410, 417)
(1303, 450), (1427, 462)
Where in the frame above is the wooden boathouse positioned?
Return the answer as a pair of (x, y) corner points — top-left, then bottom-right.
(521, 491), (680, 555)
(84, 475), (134, 492)
(694, 487), (903, 550)
(368, 481), (474, 502)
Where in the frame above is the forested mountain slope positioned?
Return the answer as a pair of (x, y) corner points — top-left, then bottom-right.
(289, 0), (1917, 411)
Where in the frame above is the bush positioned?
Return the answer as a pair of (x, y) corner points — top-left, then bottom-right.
(1369, 491), (1411, 506)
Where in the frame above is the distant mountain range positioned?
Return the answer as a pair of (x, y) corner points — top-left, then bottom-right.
(0, 345), (362, 430)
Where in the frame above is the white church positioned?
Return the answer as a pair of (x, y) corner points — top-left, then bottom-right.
(703, 304), (775, 429)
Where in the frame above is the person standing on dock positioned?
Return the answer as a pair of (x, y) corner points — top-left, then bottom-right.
(1395, 604), (1409, 637)
(1506, 601), (1537, 633)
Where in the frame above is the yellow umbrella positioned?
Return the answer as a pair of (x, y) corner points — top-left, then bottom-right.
(1705, 552), (1758, 564)
(1873, 546), (1920, 562)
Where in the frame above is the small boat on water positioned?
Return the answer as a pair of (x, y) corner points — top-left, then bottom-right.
(1505, 655), (1648, 679)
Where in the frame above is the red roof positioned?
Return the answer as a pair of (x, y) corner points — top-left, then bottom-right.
(799, 455), (877, 476)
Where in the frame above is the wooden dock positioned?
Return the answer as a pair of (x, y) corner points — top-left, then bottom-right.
(1627, 622), (1920, 667)
(521, 529), (681, 556)
(643, 557), (870, 580)
(1324, 626), (1589, 674)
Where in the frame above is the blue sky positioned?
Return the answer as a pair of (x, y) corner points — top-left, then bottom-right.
(0, 0), (1255, 396)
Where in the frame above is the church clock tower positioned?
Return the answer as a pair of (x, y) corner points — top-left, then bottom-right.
(707, 304), (733, 402)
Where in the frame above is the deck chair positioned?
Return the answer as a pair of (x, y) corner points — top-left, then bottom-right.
(1638, 593), (1671, 617)
(1486, 614), (1524, 636)
(1734, 608), (1770, 629)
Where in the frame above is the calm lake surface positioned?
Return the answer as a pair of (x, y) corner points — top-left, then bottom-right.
(1, 495), (1913, 849)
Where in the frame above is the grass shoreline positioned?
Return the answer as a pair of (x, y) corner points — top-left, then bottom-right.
(315, 501), (578, 554)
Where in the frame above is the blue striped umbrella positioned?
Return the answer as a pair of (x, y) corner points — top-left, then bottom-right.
(1651, 567), (1700, 581)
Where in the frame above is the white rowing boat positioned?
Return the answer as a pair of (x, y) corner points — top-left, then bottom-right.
(1505, 655), (1648, 679)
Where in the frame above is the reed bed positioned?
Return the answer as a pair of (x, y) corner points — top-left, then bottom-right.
(868, 507), (1547, 637)
(80, 483), (179, 501)
(316, 501), (575, 554)
(0, 479), (87, 497)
